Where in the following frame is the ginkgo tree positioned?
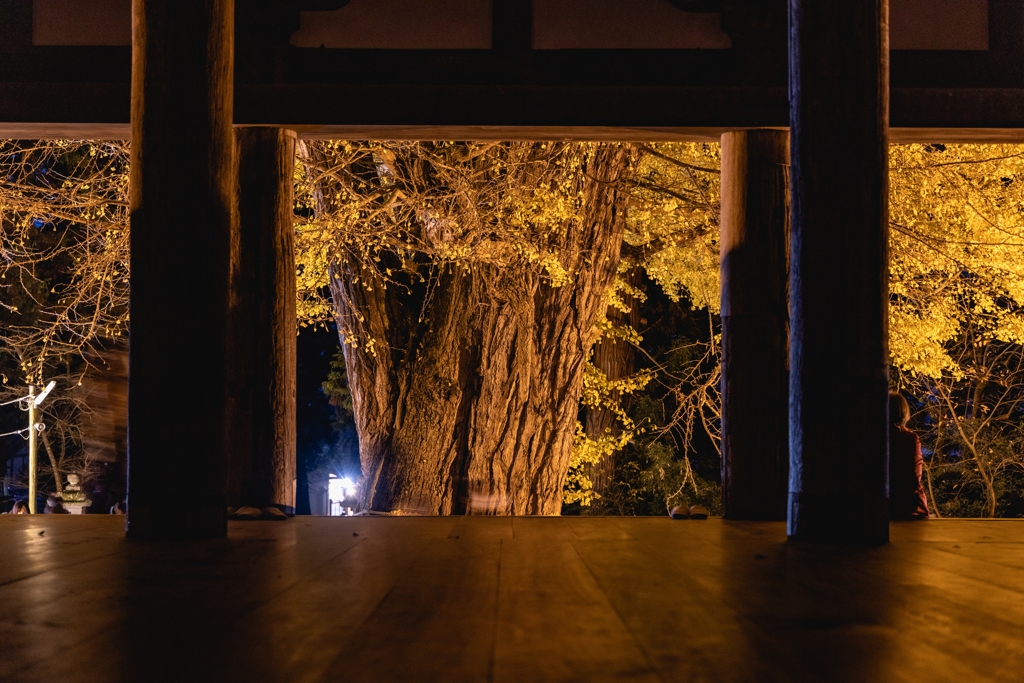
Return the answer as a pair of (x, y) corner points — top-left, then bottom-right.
(5, 138), (1024, 517)
(565, 142), (722, 511)
(889, 144), (1024, 517)
(296, 140), (638, 514)
(0, 139), (129, 491)
(581, 141), (1024, 518)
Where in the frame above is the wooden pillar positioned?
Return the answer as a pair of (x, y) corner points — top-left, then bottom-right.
(127, 0), (234, 538)
(720, 129), (789, 520)
(228, 128), (297, 513)
(788, 0), (890, 543)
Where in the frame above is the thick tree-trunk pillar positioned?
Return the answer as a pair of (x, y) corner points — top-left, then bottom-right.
(229, 127), (297, 513)
(719, 129), (789, 520)
(127, 0), (235, 538)
(788, 1), (890, 543)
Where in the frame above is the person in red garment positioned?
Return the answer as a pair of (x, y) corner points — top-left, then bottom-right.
(889, 392), (930, 519)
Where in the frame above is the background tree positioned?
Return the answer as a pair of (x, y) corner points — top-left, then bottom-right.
(574, 142), (1024, 518)
(297, 141), (636, 514)
(889, 144), (1024, 517)
(7, 138), (1023, 518)
(566, 142), (723, 514)
(0, 140), (129, 501)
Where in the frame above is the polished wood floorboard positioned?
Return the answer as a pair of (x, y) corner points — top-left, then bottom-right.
(1, 516), (1022, 682)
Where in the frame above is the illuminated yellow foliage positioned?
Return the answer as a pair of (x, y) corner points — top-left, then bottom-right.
(889, 144), (1024, 379)
(294, 141), (610, 351)
(566, 143), (722, 504)
(563, 422), (636, 506)
(568, 142), (1024, 508)
(0, 140), (130, 383)
(627, 143), (721, 312)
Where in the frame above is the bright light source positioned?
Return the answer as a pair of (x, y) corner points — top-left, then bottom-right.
(328, 475), (358, 516)
(328, 475), (358, 512)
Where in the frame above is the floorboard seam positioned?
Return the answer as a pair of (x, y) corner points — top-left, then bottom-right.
(631, 535), (818, 682)
(218, 536), (370, 624)
(0, 547), (125, 588)
(486, 538), (503, 683)
(606, 516), (642, 541)
(569, 537), (667, 683)
(333, 533), (441, 635)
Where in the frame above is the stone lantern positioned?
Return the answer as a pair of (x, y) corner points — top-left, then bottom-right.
(62, 473), (92, 515)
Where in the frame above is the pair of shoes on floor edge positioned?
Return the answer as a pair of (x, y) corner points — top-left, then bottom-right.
(669, 504), (710, 520)
(228, 506), (288, 521)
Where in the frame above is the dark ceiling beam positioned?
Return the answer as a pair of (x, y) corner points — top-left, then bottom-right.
(5, 45), (1024, 140)
(6, 46), (1024, 87)
(6, 82), (1024, 142)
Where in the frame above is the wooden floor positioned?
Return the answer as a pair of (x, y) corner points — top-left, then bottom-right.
(1, 516), (1022, 683)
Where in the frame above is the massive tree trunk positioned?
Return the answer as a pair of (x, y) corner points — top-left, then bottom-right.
(327, 144), (635, 514)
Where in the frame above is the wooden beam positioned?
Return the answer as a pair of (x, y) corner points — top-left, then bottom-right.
(228, 127), (297, 514)
(126, 0), (235, 539)
(10, 121), (1024, 144)
(10, 83), (1024, 140)
(233, 84), (789, 128)
(787, 0), (890, 544)
(719, 129), (789, 520)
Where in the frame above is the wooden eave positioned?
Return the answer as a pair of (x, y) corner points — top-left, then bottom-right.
(2, 46), (1024, 141)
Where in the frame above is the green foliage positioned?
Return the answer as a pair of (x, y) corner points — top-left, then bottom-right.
(590, 291), (724, 516)
(920, 412), (1024, 518)
(321, 348), (354, 423)
(601, 435), (722, 517)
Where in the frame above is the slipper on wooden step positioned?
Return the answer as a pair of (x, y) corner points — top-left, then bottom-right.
(688, 504), (709, 520)
(669, 505), (689, 519)
(229, 506), (263, 520)
(261, 507), (288, 520)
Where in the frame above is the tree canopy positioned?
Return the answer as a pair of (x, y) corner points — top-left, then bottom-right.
(3, 138), (1024, 517)
(0, 139), (129, 493)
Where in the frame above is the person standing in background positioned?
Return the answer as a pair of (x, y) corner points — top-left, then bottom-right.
(889, 392), (931, 519)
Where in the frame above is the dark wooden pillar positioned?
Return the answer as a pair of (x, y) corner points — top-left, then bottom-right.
(720, 129), (789, 520)
(127, 0), (234, 538)
(788, 0), (890, 543)
(228, 128), (297, 513)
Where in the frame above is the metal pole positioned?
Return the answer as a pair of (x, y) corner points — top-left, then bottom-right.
(27, 385), (37, 513)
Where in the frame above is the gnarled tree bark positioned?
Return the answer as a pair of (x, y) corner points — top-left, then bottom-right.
(327, 144), (635, 514)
